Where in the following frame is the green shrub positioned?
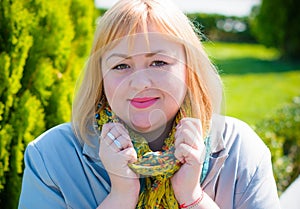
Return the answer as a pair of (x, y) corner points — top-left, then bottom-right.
(255, 96), (300, 194)
(0, 0), (95, 208)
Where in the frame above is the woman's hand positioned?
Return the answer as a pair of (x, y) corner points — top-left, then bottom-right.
(171, 118), (205, 205)
(98, 122), (140, 208)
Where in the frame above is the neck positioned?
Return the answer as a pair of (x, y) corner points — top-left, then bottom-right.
(138, 118), (175, 151)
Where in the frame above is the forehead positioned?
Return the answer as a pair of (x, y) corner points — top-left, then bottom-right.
(102, 33), (185, 59)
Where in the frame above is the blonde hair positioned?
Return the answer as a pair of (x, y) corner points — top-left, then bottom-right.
(72, 0), (223, 142)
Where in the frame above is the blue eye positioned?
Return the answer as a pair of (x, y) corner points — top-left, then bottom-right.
(150, 60), (168, 68)
(112, 64), (130, 70)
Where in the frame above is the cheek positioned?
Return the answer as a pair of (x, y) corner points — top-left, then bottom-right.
(103, 76), (123, 102)
(171, 68), (187, 104)
(171, 82), (187, 104)
(166, 66), (187, 96)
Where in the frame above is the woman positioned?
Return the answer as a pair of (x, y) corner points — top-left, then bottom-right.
(18, 0), (281, 208)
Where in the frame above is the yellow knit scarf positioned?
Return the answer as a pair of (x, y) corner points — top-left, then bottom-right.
(96, 102), (188, 208)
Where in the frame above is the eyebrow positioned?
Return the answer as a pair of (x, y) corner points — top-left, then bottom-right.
(106, 50), (167, 62)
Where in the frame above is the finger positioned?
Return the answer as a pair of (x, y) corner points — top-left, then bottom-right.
(111, 123), (129, 136)
(174, 143), (194, 164)
(180, 119), (202, 137)
(175, 126), (203, 149)
(115, 135), (133, 149)
(101, 123), (131, 148)
(101, 123), (115, 138)
(175, 121), (202, 149)
(179, 118), (203, 136)
(101, 122), (128, 138)
(176, 128), (202, 150)
(120, 147), (137, 164)
(100, 132), (120, 152)
(105, 133), (133, 151)
(99, 135), (116, 157)
(119, 148), (139, 179)
(113, 139), (123, 150)
(107, 132), (117, 141)
(107, 127), (122, 140)
(108, 124), (130, 143)
(174, 143), (204, 166)
(180, 117), (202, 129)
(175, 119), (199, 139)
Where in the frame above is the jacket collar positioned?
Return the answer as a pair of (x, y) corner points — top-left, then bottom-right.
(202, 114), (228, 188)
(82, 131), (101, 162)
(210, 114), (226, 154)
(81, 114), (228, 187)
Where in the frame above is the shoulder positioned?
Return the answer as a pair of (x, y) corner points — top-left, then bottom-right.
(223, 116), (270, 157)
(25, 123), (82, 162)
(22, 123), (81, 187)
(223, 116), (272, 190)
(206, 116), (279, 207)
(211, 115), (269, 155)
(211, 115), (272, 180)
(222, 118), (280, 207)
(21, 124), (110, 208)
(29, 123), (78, 148)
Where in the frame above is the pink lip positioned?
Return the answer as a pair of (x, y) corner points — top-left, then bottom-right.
(130, 97), (159, 109)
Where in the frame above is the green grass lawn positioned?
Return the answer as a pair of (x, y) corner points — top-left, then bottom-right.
(204, 42), (300, 125)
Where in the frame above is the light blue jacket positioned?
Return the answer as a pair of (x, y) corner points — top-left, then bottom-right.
(18, 116), (281, 208)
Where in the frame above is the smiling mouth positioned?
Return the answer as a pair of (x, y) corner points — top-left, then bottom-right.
(130, 97), (159, 109)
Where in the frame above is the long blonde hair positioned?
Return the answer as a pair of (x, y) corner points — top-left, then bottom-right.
(72, 0), (223, 142)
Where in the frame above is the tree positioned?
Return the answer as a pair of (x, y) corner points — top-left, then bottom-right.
(0, 0), (95, 208)
(251, 0), (300, 60)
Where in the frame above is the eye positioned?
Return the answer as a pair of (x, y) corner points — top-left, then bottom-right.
(150, 60), (168, 68)
(112, 63), (130, 70)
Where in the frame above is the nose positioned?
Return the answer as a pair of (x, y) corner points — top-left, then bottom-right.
(129, 69), (152, 90)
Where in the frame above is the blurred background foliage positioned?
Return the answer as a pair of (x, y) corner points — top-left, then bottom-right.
(0, 0), (299, 208)
(255, 97), (300, 195)
(0, 0), (96, 208)
(250, 0), (300, 60)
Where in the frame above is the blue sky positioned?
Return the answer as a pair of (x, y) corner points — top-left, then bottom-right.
(95, 0), (261, 17)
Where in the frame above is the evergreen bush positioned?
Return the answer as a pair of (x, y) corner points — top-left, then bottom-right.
(255, 96), (300, 195)
(0, 0), (95, 208)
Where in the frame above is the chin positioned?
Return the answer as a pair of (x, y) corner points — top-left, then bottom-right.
(130, 120), (152, 133)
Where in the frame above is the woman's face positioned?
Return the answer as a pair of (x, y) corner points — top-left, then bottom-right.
(101, 33), (187, 133)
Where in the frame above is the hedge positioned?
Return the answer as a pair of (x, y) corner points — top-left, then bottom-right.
(0, 0), (95, 208)
(255, 96), (300, 195)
